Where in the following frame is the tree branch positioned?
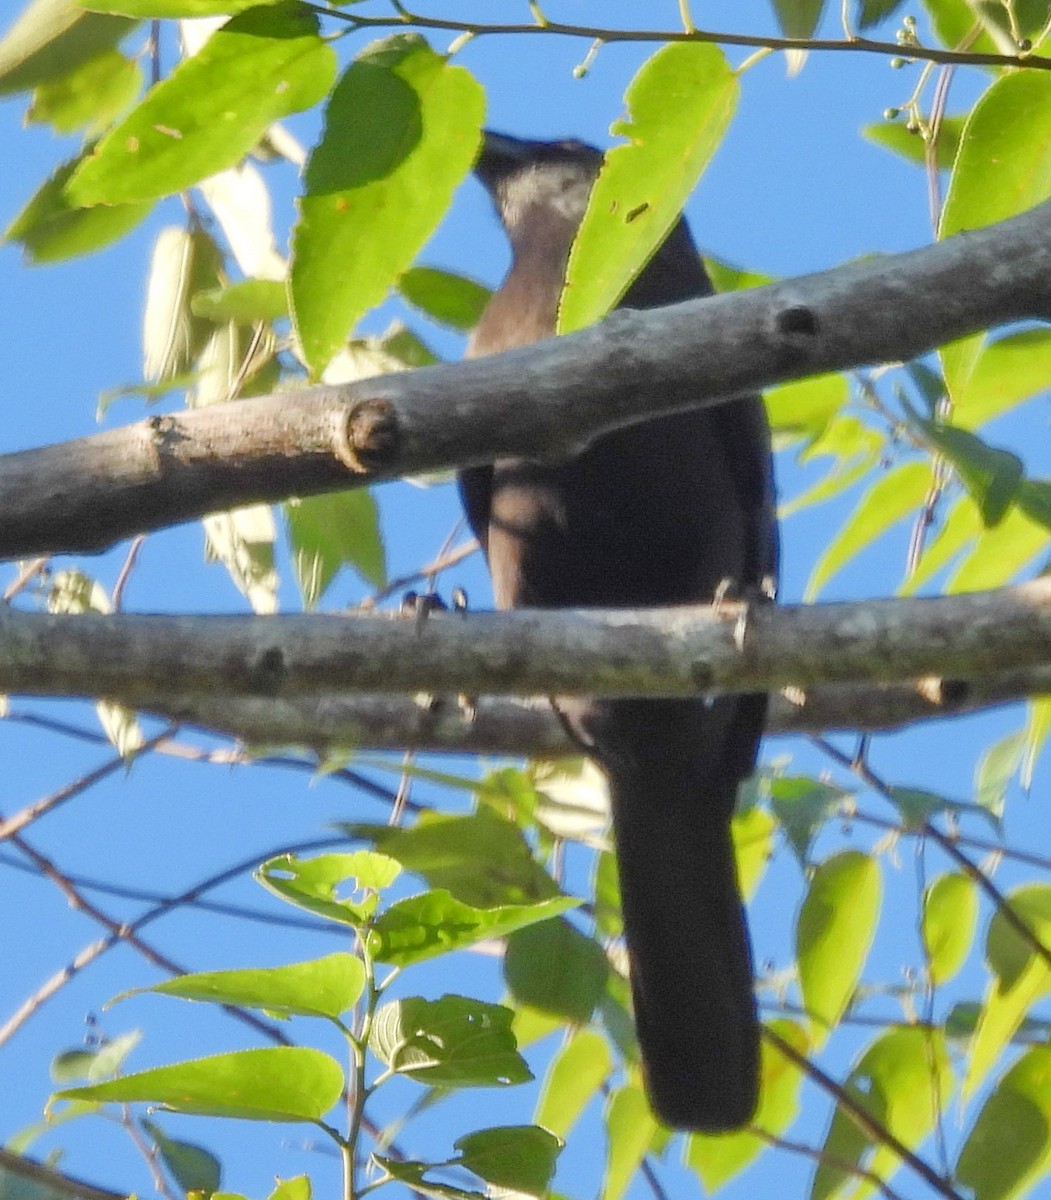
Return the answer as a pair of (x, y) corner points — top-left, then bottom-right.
(2, 580), (1050, 708)
(4, 200), (1051, 559)
(127, 667), (1051, 756)
(325, 4), (1051, 75)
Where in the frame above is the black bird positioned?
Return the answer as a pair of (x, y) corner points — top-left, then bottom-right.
(459, 131), (778, 1132)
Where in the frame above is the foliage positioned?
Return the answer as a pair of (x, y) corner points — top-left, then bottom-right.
(2, 2), (1051, 1200)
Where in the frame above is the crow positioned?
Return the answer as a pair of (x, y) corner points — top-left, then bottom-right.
(458, 131), (778, 1131)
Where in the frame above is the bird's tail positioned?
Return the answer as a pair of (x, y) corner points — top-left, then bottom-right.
(598, 695), (764, 1133)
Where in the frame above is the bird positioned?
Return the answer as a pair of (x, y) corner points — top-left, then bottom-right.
(458, 131), (778, 1132)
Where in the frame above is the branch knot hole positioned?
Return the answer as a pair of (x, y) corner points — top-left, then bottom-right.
(345, 399), (401, 472)
(775, 305), (819, 338)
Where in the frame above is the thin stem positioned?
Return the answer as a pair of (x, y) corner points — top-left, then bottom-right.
(677, 0), (696, 35)
(3, 557), (48, 601)
(112, 536), (145, 610)
(815, 737), (1051, 975)
(762, 1025), (964, 1200)
(315, 8), (1051, 73)
(753, 1128), (908, 1200)
(0, 723), (177, 842)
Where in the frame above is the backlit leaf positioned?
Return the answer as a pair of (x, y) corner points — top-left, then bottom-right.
(55, 1048), (344, 1123)
(290, 34), (483, 374)
(796, 851), (881, 1042)
(369, 995), (531, 1087)
(559, 41), (738, 332)
(66, 4), (335, 205)
(922, 873), (979, 985)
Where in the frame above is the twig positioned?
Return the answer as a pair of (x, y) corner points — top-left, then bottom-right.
(751, 1128), (908, 1200)
(0, 724), (177, 842)
(0, 830), (352, 1048)
(313, 7), (1051, 73)
(761, 1025), (963, 1200)
(815, 738), (1051, 975)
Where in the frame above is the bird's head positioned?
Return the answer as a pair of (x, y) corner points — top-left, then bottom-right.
(474, 131), (604, 245)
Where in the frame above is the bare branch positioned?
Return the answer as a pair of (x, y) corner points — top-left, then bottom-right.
(4, 200), (1051, 558)
(129, 667), (1051, 756)
(322, 4), (1051, 75)
(1, 579), (1050, 706)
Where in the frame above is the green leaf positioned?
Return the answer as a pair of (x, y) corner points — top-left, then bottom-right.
(453, 1126), (562, 1195)
(269, 1177), (310, 1200)
(0, 0), (134, 96)
(126, 953), (365, 1020)
(940, 330), (984, 415)
(966, 885), (1051, 1098)
(958, 1046), (1051, 1200)
(142, 1119), (221, 1195)
(347, 809), (561, 907)
(504, 918), (609, 1023)
(887, 784), (1001, 833)
(813, 1027), (953, 1200)
(559, 41), (737, 333)
(950, 329), (1051, 429)
(857, 0), (908, 27)
(290, 34), (484, 374)
(862, 115), (964, 170)
(599, 1084), (657, 1200)
(269, 1178), (310, 1200)
(52, 1031), (141, 1083)
(1018, 480), (1051, 535)
(702, 253), (775, 293)
(4, 153), (150, 263)
(399, 266), (490, 330)
(378, 322), (439, 368)
(54, 1048), (344, 1123)
(733, 804), (776, 902)
(764, 372), (848, 444)
(975, 729), (1026, 818)
(27, 47), (140, 134)
(804, 459), (932, 599)
(768, 776), (851, 865)
(687, 1019), (808, 1191)
(942, 71), (1051, 240)
(371, 891), (578, 967)
(256, 851), (401, 926)
(368, 995), (532, 1087)
(286, 490), (386, 606)
(370, 1155), (484, 1200)
(66, 4), (336, 206)
(779, 414), (882, 518)
(900, 492), (981, 594)
(796, 850), (881, 1042)
(83, 0), (287, 13)
(535, 1029), (612, 1138)
(923, 873), (979, 985)
(192, 280), (289, 323)
(919, 421), (1023, 527)
(925, 0), (1051, 59)
(947, 502), (1050, 593)
(770, 0), (827, 38)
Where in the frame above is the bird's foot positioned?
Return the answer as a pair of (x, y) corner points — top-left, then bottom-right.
(401, 589), (476, 715)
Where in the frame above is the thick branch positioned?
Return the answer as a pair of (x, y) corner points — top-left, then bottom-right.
(134, 668), (1051, 756)
(4, 201), (1051, 558)
(1, 580), (1050, 703)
